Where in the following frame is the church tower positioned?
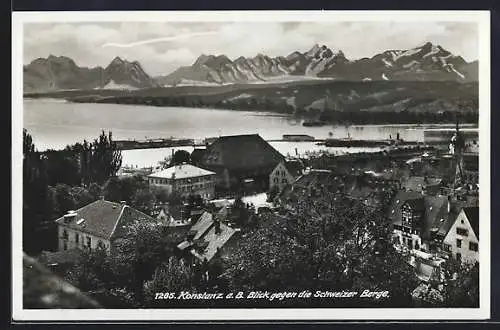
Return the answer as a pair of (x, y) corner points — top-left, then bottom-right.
(450, 122), (466, 188)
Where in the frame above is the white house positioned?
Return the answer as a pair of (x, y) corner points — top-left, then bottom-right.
(55, 198), (156, 253)
(148, 163), (216, 200)
(269, 159), (304, 192)
(442, 206), (479, 264)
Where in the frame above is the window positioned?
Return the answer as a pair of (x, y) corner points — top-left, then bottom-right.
(75, 233), (79, 244)
(456, 227), (468, 236)
(63, 241), (68, 250)
(443, 243), (451, 252)
(456, 253), (462, 261)
(62, 229), (68, 240)
(86, 236), (92, 248)
(469, 242), (478, 252)
(456, 239), (462, 248)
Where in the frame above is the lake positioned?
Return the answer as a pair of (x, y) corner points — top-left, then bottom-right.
(22, 99), (472, 168)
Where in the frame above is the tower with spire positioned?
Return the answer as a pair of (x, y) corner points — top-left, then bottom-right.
(450, 121), (466, 188)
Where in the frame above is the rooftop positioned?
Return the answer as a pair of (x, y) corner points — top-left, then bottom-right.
(283, 159), (304, 177)
(463, 206), (479, 238)
(190, 212), (215, 241)
(148, 163), (216, 180)
(389, 191), (455, 241)
(202, 134), (284, 171)
(190, 222), (237, 262)
(54, 199), (156, 240)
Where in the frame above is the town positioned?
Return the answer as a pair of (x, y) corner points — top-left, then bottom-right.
(22, 123), (479, 309)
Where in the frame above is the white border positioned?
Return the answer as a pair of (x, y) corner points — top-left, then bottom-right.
(12, 10), (491, 321)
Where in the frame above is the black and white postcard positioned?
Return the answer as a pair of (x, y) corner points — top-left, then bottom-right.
(12, 10), (491, 321)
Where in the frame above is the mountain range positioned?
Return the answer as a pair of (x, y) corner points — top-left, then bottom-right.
(23, 55), (157, 93)
(23, 42), (478, 93)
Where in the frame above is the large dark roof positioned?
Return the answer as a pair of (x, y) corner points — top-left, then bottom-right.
(55, 200), (155, 239)
(201, 134), (284, 171)
(464, 206), (479, 238)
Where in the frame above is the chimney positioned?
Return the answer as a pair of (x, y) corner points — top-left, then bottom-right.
(63, 210), (77, 223)
(214, 219), (221, 235)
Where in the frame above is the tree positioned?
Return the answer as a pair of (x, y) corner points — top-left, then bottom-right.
(53, 184), (76, 217)
(132, 188), (157, 215)
(224, 193), (419, 306)
(159, 156), (172, 169)
(143, 257), (195, 307)
(151, 185), (169, 204)
(44, 149), (81, 186)
(102, 175), (147, 203)
(65, 247), (108, 292)
(110, 221), (184, 302)
(23, 129), (52, 254)
(440, 259), (479, 307)
(71, 186), (95, 209)
(170, 150), (190, 166)
(89, 130), (122, 184)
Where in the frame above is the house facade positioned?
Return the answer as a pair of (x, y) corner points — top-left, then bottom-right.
(148, 163), (216, 200)
(55, 199), (156, 253)
(269, 159), (304, 192)
(442, 206), (479, 264)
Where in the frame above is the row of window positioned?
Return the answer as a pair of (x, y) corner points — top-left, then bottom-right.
(398, 236), (420, 250)
(393, 224), (419, 235)
(62, 229), (106, 250)
(275, 169), (288, 177)
(273, 177), (289, 185)
(150, 176), (212, 185)
(456, 239), (478, 251)
(150, 178), (171, 185)
(176, 182), (214, 192)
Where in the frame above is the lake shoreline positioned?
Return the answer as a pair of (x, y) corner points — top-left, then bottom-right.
(23, 99), (477, 167)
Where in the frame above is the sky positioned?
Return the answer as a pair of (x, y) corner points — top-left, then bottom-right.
(23, 21), (479, 77)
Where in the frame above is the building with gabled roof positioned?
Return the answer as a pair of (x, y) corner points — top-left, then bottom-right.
(389, 191), (453, 252)
(176, 211), (239, 264)
(269, 159), (304, 192)
(442, 206), (479, 264)
(55, 198), (156, 253)
(200, 134), (285, 191)
(190, 221), (237, 263)
(389, 189), (479, 265)
(148, 163), (216, 200)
